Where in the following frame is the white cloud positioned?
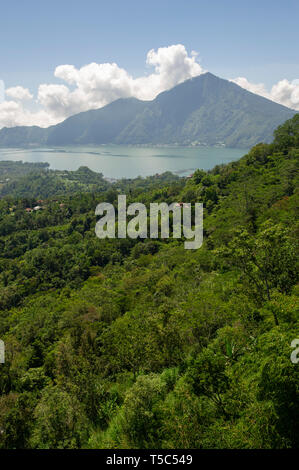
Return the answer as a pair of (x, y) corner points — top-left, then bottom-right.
(0, 100), (57, 128)
(271, 79), (299, 109)
(50, 62), (134, 115)
(5, 86), (33, 101)
(0, 85), (55, 129)
(1, 44), (298, 130)
(41, 44), (205, 119)
(0, 100), (21, 127)
(231, 77), (299, 110)
(136, 44), (204, 99)
(0, 44), (205, 128)
(230, 77), (269, 98)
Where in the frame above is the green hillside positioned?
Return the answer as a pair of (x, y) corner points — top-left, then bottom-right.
(0, 115), (298, 449)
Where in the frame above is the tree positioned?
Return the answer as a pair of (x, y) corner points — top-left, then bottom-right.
(219, 222), (298, 321)
(30, 386), (89, 449)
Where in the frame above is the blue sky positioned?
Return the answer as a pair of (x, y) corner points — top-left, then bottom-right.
(0, 0), (298, 128)
(1, 0), (298, 89)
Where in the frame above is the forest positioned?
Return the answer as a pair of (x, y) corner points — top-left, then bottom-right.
(0, 114), (298, 449)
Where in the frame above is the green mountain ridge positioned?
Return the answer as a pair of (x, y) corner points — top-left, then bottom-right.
(0, 73), (296, 148)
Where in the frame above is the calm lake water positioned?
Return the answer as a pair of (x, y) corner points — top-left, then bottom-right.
(0, 146), (248, 179)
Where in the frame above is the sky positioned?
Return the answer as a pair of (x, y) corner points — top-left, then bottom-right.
(0, 0), (298, 128)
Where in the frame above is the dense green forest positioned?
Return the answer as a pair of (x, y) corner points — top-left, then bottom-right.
(0, 115), (298, 449)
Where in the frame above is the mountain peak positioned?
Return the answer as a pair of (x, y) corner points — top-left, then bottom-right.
(0, 73), (296, 148)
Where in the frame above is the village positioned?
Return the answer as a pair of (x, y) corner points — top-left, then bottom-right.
(8, 200), (66, 214)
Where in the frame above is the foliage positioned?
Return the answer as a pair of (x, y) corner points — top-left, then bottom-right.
(0, 115), (298, 448)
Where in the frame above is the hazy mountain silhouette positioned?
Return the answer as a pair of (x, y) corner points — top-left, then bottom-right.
(0, 73), (296, 148)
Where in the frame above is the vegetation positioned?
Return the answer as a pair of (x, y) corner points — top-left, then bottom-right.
(0, 115), (298, 449)
(0, 163), (111, 199)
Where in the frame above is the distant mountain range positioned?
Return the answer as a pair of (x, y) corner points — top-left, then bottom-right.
(0, 73), (296, 148)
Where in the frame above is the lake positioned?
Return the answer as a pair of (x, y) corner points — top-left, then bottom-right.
(0, 145), (248, 179)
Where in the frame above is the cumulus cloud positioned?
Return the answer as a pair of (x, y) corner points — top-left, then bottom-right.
(40, 44), (205, 120)
(135, 44), (204, 99)
(231, 77), (299, 110)
(230, 77), (269, 98)
(271, 79), (299, 109)
(5, 86), (33, 101)
(0, 44), (205, 128)
(1, 44), (298, 129)
(0, 85), (55, 128)
(0, 100), (58, 128)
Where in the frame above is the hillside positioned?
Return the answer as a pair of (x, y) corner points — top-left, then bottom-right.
(0, 73), (296, 148)
(0, 115), (298, 449)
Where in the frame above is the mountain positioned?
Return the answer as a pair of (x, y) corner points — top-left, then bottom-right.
(0, 73), (296, 148)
